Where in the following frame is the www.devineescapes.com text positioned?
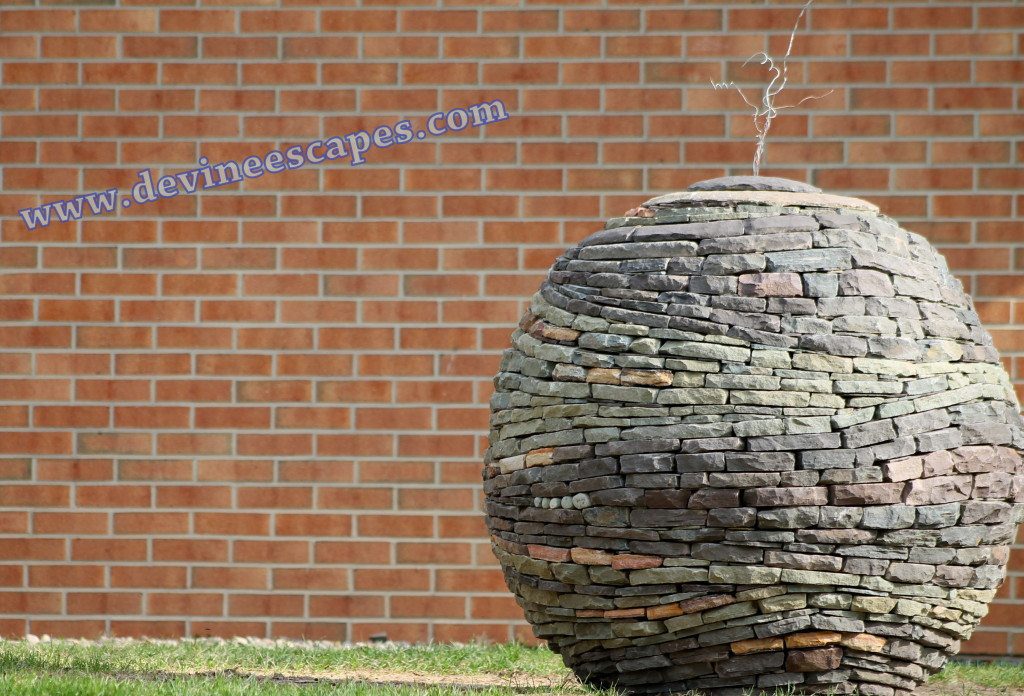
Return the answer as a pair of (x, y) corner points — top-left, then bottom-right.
(19, 99), (510, 231)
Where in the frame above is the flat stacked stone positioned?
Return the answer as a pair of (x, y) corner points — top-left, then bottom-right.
(482, 177), (1024, 695)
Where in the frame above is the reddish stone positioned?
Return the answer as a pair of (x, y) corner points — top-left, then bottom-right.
(527, 544), (571, 562)
(677, 594), (734, 614)
(604, 607), (646, 619)
(611, 554), (663, 571)
(787, 646), (843, 672)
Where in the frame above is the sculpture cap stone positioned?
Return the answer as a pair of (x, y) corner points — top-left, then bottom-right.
(641, 176), (879, 215)
(687, 175), (820, 194)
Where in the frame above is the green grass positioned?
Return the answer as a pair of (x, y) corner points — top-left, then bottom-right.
(0, 672), (544, 696)
(0, 639), (564, 678)
(2, 638), (1023, 695)
(931, 660), (1024, 688)
(0, 640), (582, 696)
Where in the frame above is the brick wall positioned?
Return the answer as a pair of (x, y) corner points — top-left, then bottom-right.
(1, 0), (1023, 654)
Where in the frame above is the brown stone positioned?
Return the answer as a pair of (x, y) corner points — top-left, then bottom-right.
(831, 482), (904, 505)
(528, 544), (571, 563)
(604, 607), (647, 619)
(646, 603), (685, 620)
(620, 368), (673, 387)
(585, 367), (621, 384)
(731, 637), (784, 655)
(533, 322), (580, 343)
(786, 646), (843, 672)
(841, 633), (887, 653)
(688, 488), (740, 510)
(677, 594), (735, 614)
(785, 631), (842, 649)
(611, 554), (663, 571)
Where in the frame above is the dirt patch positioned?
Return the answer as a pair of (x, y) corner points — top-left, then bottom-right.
(129, 667), (587, 693)
(262, 669), (583, 692)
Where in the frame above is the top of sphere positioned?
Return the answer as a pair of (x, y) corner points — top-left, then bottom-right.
(640, 176), (878, 214)
(687, 175), (821, 194)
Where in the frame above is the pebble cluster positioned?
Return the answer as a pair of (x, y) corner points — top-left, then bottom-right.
(483, 178), (1024, 695)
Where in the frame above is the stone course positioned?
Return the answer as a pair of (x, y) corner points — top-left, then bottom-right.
(483, 177), (1024, 695)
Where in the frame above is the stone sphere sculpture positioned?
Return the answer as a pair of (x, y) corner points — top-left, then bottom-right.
(482, 177), (1024, 696)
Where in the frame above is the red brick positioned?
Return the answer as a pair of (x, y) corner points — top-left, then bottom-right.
(0, 591), (63, 614)
(357, 515), (434, 539)
(157, 434), (232, 456)
(234, 541), (308, 564)
(194, 511), (270, 536)
(148, 593), (223, 616)
(275, 514), (352, 537)
(68, 592), (142, 615)
(34, 512), (108, 535)
(0, 433), (71, 456)
(194, 356), (269, 379)
(197, 460), (273, 483)
(114, 512), (188, 535)
(396, 542), (471, 565)
(153, 540), (227, 563)
(193, 567), (268, 590)
(229, 594), (304, 617)
(74, 483), (149, 505)
(36, 459), (111, 481)
(308, 595), (384, 617)
(193, 407), (269, 430)
(894, 6), (971, 29)
(111, 621), (186, 639)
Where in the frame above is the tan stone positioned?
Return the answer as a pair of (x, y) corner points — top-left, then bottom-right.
(851, 596), (897, 614)
(524, 447), (555, 467)
(840, 633), (887, 653)
(882, 456), (923, 483)
(785, 631), (842, 649)
(585, 367), (621, 385)
(731, 637), (784, 655)
(738, 272), (803, 298)
(534, 322), (580, 342)
(642, 189), (879, 214)
(620, 369), (673, 387)
(646, 603), (685, 620)
(570, 547), (613, 566)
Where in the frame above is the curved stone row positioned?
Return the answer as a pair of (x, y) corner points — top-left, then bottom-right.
(483, 188), (1024, 695)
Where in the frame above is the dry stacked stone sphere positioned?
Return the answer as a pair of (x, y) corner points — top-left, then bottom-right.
(482, 177), (1024, 696)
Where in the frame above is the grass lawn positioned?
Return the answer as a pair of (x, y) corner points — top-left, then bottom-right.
(1, 638), (1023, 695)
